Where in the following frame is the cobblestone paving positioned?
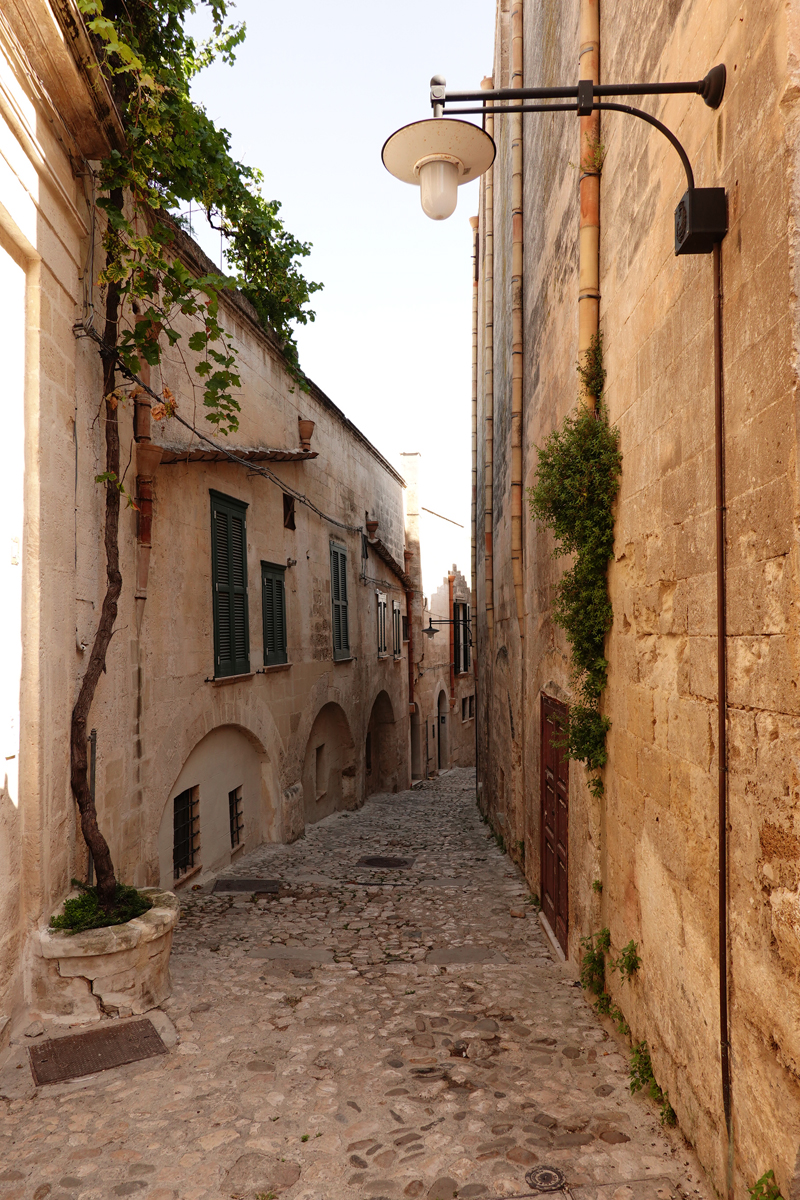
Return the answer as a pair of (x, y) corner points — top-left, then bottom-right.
(1, 769), (713, 1200)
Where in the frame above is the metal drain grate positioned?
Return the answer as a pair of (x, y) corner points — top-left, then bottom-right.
(526, 1167), (567, 1193)
(213, 878), (281, 893)
(356, 856), (415, 869)
(29, 1019), (167, 1085)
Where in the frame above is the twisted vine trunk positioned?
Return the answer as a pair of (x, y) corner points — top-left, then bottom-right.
(70, 256), (123, 912)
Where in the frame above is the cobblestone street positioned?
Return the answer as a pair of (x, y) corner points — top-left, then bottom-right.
(1, 770), (713, 1200)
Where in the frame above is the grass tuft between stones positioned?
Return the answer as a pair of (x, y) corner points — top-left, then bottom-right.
(49, 878), (153, 934)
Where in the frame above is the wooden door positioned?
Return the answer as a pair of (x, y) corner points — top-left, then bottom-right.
(540, 695), (569, 954)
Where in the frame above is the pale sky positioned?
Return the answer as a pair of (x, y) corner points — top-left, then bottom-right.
(186, 0), (495, 595)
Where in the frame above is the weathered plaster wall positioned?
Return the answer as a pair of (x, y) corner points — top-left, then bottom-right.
(475, 0), (800, 1193)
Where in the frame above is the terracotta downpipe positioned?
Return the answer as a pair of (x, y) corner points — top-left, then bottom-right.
(510, 0), (525, 637)
(470, 215), (479, 607)
(133, 353), (162, 633)
(481, 77), (495, 638)
(579, 0), (600, 411)
(448, 572), (456, 709)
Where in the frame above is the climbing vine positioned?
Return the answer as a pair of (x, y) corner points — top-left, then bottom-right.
(71, 0), (321, 911)
(527, 333), (621, 796)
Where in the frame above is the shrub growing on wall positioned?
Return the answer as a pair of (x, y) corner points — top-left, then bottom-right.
(528, 334), (622, 796)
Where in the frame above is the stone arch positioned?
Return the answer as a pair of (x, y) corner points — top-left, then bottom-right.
(156, 724), (274, 889)
(142, 683), (284, 884)
(302, 702), (356, 824)
(437, 687), (449, 771)
(365, 689), (400, 797)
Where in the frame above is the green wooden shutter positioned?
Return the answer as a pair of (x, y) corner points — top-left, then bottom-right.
(330, 543), (350, 660)
(453, 602), (462, 675)
(262, 561), (288, 665)
(464, 604), (471, 672)
(211, 492), (250, 678)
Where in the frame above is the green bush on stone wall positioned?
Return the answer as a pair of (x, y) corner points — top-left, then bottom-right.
(527, 333), (622, 796)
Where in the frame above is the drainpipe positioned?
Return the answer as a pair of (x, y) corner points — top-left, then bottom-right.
(448, 572), (456, 709)
(713, 242), (733, 1197)
(579, 0), (600, 410)
(481, 77), (495, 639)
(133, 352), (162, 634)
(510, 1), (525, 640)
(470, 215), (479, 608)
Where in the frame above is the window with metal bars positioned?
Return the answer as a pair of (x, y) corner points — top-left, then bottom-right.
(330, 542), (350, 660)
(261, 561), (288, 665)
(392, 601), (402, 657)
(228, 785), (244, 849)
(173, 786), (199, 879)
(211, 491), (250, 678)
(377, 591), (388, 656)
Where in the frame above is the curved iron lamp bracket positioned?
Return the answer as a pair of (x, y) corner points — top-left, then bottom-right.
(434, 66), (728, 254)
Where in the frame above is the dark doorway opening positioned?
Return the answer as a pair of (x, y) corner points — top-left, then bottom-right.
(540, 694), (569, 955)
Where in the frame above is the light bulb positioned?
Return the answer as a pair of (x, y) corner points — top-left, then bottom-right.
(419, 159), (458, 220)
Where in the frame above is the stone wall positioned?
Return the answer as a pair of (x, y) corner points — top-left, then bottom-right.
(474, 0), (800, 1193)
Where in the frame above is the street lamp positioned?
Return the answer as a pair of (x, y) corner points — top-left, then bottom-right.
(382, 65), (727, 253)
(424, 616), (472, 643)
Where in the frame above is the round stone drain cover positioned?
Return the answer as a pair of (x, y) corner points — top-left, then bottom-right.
(357, 856), (413, 869)
(525, 1166), (567, 1192)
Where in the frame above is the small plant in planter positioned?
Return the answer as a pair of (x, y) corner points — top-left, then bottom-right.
(50, 879), (153, 934)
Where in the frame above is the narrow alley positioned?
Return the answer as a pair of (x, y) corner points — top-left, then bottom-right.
(2, 771), (712, 1200)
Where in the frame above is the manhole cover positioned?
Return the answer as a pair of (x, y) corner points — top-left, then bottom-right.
(356, 856), (414, 869)
(213, 878), (281, 893)
(526, 1166), (568, 1192)
(29, 1019), (167, 1085)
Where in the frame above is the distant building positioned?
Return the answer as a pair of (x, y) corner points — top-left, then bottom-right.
(402, 455), (475, 780)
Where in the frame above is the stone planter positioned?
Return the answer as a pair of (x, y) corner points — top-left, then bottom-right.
(30, 889), (179, 1024)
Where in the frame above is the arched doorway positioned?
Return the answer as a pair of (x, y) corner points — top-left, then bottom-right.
(437, 689), (449, 771)
(365, 689), (399, 796)
(302, 702), (356, 823)
(157, 725), (269, 889)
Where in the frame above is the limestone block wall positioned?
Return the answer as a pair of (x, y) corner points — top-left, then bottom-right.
(474, 0), (800, 1193)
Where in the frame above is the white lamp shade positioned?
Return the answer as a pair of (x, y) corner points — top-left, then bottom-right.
(419, 159), (459, 219)
(382, 119), (496, 220)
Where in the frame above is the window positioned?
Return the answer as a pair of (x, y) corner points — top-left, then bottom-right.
(173, 786), (199, 879)
(402, 614), (409, 642)
(330, 542), (350, 660)
(453, 601), (471, 674)
(392, 601), (402, 657)
(462, 697), (468, 721)
(283, 493), (296, 530)
(315, 744), (328, 799)
(211, 491), (249, 678)
(229, 786), (243, 849)
(376, 591), (388, 656)
(469, 694), (475, 719)
(462, 695), (475, 722)
(261, 561), (288, 665)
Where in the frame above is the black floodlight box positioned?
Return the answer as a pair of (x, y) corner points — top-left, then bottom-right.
(674, 187), (727, 255)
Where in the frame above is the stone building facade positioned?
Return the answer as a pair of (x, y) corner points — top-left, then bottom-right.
(0, 0), (411, 1032)
(474, 0), (800, 1194)
(401, 454), (475, 781)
